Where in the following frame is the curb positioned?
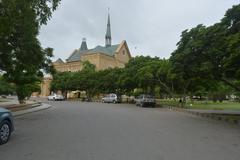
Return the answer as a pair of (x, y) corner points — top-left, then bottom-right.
(1, 102), (40, 109)
(13, 103), (52, 117)
(168, 106), (240, 126)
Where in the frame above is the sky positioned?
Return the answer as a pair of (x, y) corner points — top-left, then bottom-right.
(38, 0), (239, 61)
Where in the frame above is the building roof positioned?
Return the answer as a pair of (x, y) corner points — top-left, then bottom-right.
(80, 38), (88, 51)
(55, 58), (64, 63)
(66, 44), (120, 62)
(87, 44), (119, 56)
(66, 49), (87, 62)
(105, 13), (112, 47)
(106, 13), (111, 39)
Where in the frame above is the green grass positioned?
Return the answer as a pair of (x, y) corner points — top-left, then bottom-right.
(157, 99), (240, 110)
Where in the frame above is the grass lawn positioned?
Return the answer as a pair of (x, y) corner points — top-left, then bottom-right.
(157, 99), (240, 110)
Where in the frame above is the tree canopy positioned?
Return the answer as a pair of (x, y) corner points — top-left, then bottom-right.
(170, 4), (240, 93)
(0, 0), (61, 103)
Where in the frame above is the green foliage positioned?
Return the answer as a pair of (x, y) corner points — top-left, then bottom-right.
(51, 61), (98, 99)
(0, 76), (15, 95)
(50, 57), (177, 99)
(170, 4), (240, 93)
(51, 72), (73, 92)
(50, 54), (238, 103)
(16, 83), (40, 103)
(0, 0), (61, 103)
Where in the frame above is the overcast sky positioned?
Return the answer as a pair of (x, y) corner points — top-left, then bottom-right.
(38, 0), (239, 61)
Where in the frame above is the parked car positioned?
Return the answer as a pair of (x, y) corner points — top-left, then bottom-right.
(102, 94), (121, 103)
(0, 107), (14, 145)
(135, 94), (156, 107)
(48, 94), (64, 101)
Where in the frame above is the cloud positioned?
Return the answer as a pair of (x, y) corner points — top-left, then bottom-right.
(38, 0), (239, 60)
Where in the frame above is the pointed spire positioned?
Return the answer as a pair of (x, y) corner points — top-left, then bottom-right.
(105, 8), (112, 47)
(80, 38), (88, 51)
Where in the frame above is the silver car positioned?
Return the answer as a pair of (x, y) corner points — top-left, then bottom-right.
(135, 94), (156, 107)
(102, 94), (121, 103)
(0, 107), (14, 145)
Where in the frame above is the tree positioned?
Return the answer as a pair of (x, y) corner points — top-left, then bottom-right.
(0, 76), (15, 95)
(170, 4), (240, 94)
(120, 56), (159, 95)
(51, 61), (99, 100)
(170, 25), (209, 100)
(16, 83), (40, 101)
(51, 72), (73, 98)
(97, 68), (124, 95)
(0, 0), (61, 103)
(78, 61), (97, 100)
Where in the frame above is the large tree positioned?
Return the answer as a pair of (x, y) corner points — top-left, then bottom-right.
(0, 0), (60, 103)
(0, 75), (15, 95)
(170, 4), (240, 93)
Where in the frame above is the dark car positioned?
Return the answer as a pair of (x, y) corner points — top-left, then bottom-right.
(135, 94), (156, 107)
(0, 107), (14, 145)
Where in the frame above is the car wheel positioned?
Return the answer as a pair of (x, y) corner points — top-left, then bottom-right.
(0, 120), (11, 145)
(113, 100), (116, 104)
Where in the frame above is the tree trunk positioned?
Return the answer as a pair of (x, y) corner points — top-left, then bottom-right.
(155, 78), (175, 98)
(181, 80), (191, 108)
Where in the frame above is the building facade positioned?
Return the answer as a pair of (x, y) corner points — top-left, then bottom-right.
(39, 12), (132, 97)
(53, 40), (131, 72)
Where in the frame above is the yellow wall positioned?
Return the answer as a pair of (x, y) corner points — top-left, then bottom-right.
(115, 42), (131, 64)
(98, 54), (118, 70)
(40, 78), (52, 97)
(53, 61), (82, 72)
(81, 53), (101, 69)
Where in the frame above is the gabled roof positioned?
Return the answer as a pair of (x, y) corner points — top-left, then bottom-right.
(80, 38), (88, 51)
(66, 44), (120, 62)
(55, 58), (64, 63)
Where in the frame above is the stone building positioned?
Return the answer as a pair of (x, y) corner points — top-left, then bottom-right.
(39, 13), (132, 97)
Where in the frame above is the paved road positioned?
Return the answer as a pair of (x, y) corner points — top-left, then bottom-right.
(1, 101), (240, 160)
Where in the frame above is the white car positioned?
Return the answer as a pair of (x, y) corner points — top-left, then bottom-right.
(48, 94), (64, 101)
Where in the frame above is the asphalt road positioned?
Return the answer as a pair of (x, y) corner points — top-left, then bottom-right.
(0, 101), (240, 160)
